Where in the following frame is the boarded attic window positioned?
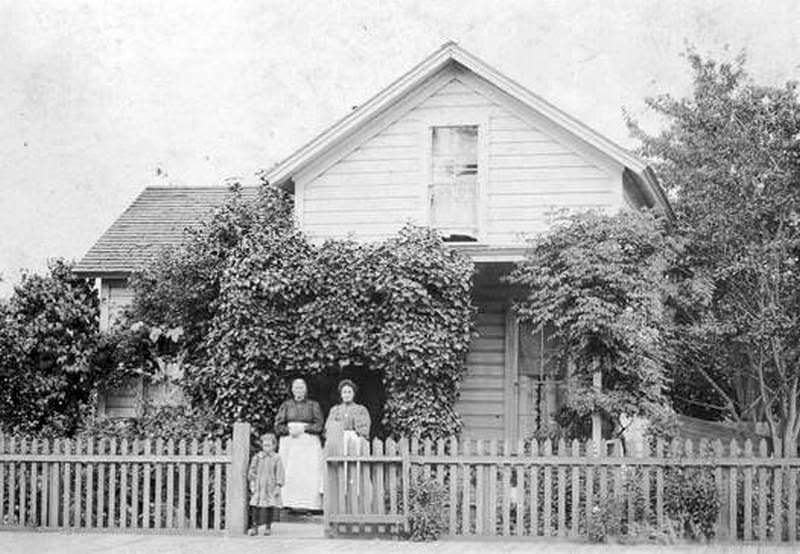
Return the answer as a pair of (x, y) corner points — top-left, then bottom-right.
(430, 125), (478, 240)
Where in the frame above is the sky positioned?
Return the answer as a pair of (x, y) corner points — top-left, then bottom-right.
(1, 0), (799, 297)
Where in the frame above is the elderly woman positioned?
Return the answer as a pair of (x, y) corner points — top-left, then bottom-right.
(274, 377), (324, 511)
(325, 379), (371, 453)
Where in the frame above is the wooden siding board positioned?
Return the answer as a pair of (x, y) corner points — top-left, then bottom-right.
(302, 68), (623, 245)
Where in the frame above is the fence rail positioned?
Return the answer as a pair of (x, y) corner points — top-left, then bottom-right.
(326, 435), (800, 542)
(0, 424), (251, 534)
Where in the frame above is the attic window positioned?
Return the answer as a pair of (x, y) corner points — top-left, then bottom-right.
(429, 125), (478, 241)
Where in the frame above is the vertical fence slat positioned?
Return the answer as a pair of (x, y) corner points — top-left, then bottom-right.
(108, 438), (117, 529)
(448, 437), (457, 535)
(772, 442), (783, 542)
(48, 439), (60, 527)
(531, 440), (539, 537)
(362, 438), (373, 516)
(178, 439), (186, 529)
(73, 437), (82, 527)
(387, 438), (398, 519)
(423, 438), (432, 482)
(488, 440), (497, 534)
(142, 439), (151, 529)
(190, 439), (198, 529)
(474, 440), (484, 535)
(373, 439), (385, 517)
(655, 439), (664, 530)
(19, 438), (27, 527)
(30, 439), (38, 527)
(131, 438), (140, 529)
(435, 439), (445, 486)
(62, 439), (70, 529)
(97, 439), (106, 528)
(410, 436), (419, 485)
(712, 440), (727, 539)
(0, 434), (5, 526)
(213, 438), (222, 531)
(543, 439), (552, 537)
(400, 437), (410, 535)
(501, 440), (510, 536)
(84, 437), (93, 528)
(120, 439), (129, 530)
(641, 441), (651, 526)
(40, 439), (50, 527)
(743, 440), (753, 541)
(201, 439), (210, 530)
(584, 440), (594, 539)
(516, 439), (524, 538)
(557, 438), (567, 537)
(788, 465), (797, 543)
(165, 439), (174, 529)
(154, 438), (163, 529)
(728, 439), (738, 540)
(570, 439), (580, 537)
(758, 440), (768, 541)
(461, 439), (470, 535)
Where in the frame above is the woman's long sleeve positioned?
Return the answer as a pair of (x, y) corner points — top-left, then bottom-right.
(354, 405), (371, 438)
(274, 401), (289, 436)
(305, 401), (324, 435)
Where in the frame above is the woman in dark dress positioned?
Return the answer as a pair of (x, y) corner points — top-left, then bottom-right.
(274, 378), (324, 510)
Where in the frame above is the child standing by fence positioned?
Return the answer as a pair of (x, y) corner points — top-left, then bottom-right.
(248, 433), (285, 535)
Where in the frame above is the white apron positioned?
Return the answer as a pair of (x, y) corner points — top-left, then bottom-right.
(279, 433), (323, 510)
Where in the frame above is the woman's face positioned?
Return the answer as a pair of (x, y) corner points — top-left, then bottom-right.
(340, 384), (355, 404)
(291, 379), (307, 401)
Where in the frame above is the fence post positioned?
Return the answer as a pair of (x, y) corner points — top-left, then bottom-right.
(226, 422), (250, 535)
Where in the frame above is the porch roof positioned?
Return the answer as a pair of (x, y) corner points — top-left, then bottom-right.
(73, 186), (258, 278)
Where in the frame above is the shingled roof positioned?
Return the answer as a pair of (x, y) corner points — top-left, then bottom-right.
(73, 186), (258, 277)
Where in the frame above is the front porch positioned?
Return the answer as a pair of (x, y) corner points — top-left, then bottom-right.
(455, 262), (567, 442)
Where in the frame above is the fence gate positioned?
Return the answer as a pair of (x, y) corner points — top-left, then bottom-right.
(323, 426), (408, 536)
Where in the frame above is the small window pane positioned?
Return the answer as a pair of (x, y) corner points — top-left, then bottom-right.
(518, 323), (562, 378)
(430, 126), (478, 238)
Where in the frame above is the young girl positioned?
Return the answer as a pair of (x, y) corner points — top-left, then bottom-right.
(248, 433), (284, 535)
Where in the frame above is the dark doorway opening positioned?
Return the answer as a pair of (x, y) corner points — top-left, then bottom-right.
(307, 366), (386, 440)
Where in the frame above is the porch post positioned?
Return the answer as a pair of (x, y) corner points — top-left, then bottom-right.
(592, 370), (602, 455)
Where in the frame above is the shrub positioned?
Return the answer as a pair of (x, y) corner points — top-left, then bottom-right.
(0, 260), (102, 436)
(406, 474), (447, 541)
(77, 406), (225, 442)
(664, 467), (719, 540)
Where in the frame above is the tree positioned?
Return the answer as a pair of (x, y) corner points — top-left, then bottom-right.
(0, 260), (101, 435)
(628, 51), (800, 455)
(506, 210), (677, 437)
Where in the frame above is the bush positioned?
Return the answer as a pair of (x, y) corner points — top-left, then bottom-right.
(77, 406), (226, 442)
(0, 260), (102, 436)
(406, 474), (447, 541)
(664, 467), (719, 540)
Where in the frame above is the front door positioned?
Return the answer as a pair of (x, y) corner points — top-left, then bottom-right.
(505, 313), (565, 443)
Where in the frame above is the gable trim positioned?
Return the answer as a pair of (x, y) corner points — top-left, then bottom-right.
(268, 43), (646, 179)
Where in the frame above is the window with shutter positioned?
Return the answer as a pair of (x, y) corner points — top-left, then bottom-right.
(429, 125), (479, 240)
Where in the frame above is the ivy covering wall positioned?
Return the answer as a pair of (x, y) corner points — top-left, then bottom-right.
(117, 183), (475, 438)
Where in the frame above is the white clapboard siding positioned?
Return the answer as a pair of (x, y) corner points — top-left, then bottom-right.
(455, 299), (506, 439)
(301, 68), (622, 244)
(100, 279), (135, 331)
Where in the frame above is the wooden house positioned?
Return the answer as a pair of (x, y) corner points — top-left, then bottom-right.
(74, 43), (670, 439)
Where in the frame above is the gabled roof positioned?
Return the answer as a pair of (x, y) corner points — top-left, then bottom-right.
(73, 186), (258, 277)
(265, 42), (670, 215)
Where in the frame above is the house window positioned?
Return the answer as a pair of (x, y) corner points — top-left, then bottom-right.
(429, 125), (478, 241)
(518, 323), (563, 379)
